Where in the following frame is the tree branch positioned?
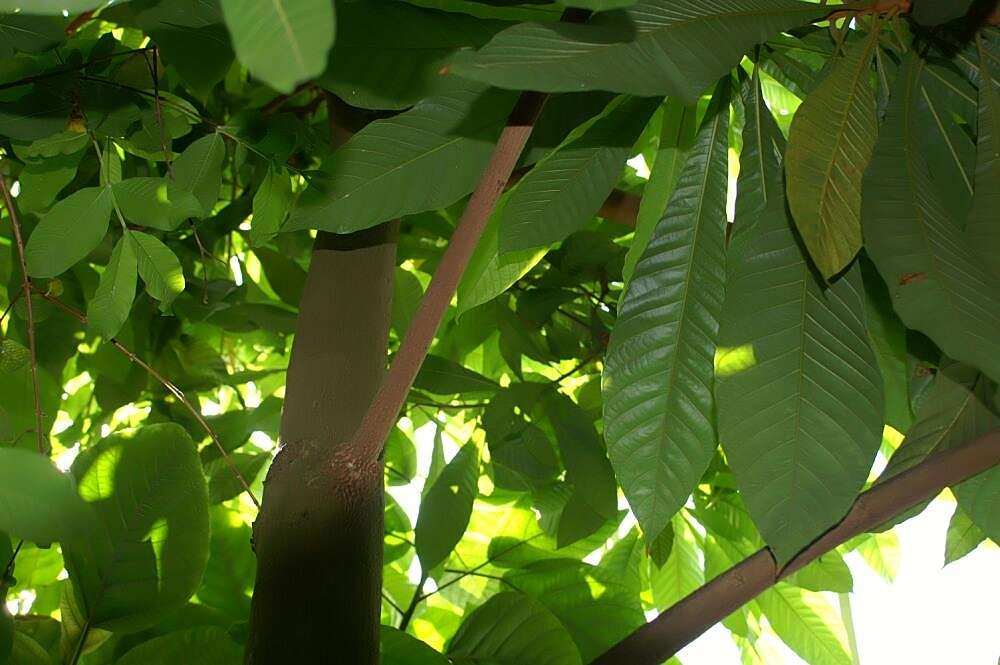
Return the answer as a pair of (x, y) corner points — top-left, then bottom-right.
(0, 174), (46, 454)
(346, 91), (549, 464)
(591, 426), (1000, 665)
(35, 290), (262, 508)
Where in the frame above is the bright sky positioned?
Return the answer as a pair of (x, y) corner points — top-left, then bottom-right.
(679, 495), (1000, 664)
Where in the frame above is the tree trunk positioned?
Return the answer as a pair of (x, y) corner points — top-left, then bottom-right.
(245, 225), (397, 664)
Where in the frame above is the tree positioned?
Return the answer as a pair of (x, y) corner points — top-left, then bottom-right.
(0, 0), (997, 664)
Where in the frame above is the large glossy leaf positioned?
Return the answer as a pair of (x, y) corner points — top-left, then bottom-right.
(447, 592), (582, 665)
(87, 233), (138, 339)
(320, 1), (505, 110)
(719, 199), (883, 561)
(450, 0), (826, 103)
(116, 627), (242, 665)
(500, 95), (657, 252)
(0, 448), (96, 546)
(967, 36), (1000, 273)
(219, 0), (334, 93)
(25, 186), (113, 278)
(286, 79), (516, 233)
(64, 424), (210, 632)
(602, 90), (729, 542)
(414, 444), (479, 571)
(785, 29), (879, 279)
(861, 53), (1000, 383)
(622, 97), (698, 286)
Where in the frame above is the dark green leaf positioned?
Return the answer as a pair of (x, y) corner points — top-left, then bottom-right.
(131, 231), (186, 310)
(115, 627), (242, 665)
(249, 167), (292, 245)
(381, 627), (450, 665)
(414, 355), (498, 395)
(87, 233), (138, 339)
(944, 504), (987, 565)
(450, 0), (826, 103)
(173, 134), (226, 217)
(112, 178), (203, 231)
(603, 90), (729, 542)
(415, 444), (479, 570)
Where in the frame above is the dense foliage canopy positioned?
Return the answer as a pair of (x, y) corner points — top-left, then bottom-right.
(0, 0), (997, 664)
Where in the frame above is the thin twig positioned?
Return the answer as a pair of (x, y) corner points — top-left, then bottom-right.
(144, 46), (173, 178)
(0, 174), (46, 454)
(419, 534), (542, 602)
(35, 289), (261, 508)
(397, 570), (428, 632)
(0, 289), (24, 327)
(0, 47), (153, 93)
(381, 591), (404, 618)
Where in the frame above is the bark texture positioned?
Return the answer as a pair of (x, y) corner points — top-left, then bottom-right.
(245, 225), (397, 664)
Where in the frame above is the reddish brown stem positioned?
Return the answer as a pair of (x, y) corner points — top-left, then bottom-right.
(0, 174), (46, 454)
(347, 90), (549, 464)
(591, 427), (1000, 665)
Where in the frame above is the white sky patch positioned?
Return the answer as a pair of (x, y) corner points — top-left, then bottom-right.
(627, 154), (651, 180)
(230, 255), (244, 286)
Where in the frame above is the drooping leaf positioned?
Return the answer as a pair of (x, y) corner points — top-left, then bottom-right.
(131, 231), (186, 309)
(112, 178), (203, 231)
(172, 133), (226, 217)
(249, 166), (292, 245)
(499, 95), (658, 252)
(87, 233), (138, 339)
(966, 35), (1000, 273)
(64, 423), (210, 632)
(219, 0), (335, 93)
(0, 448), (97, 546)
(450, 0), (826, 103)
(286, 80), (517, 233)
(861, 53), (1000, 383)
(944, 504), (987, 565)
(447, 592), (582, 665)
(603, 88), (729, 542)
(718, 197), (883, 561)
(319, 0), (505, 110)
(623, 97), (698, 286)
(786, 553), (853, 593)
(25, 186), (113, 278)
(544, 391), (618, 546)
(756, 582), (852, 665)
(785, 29), (880, 279)
(415, 444), (479, 571)
(115, 627), (242, 665)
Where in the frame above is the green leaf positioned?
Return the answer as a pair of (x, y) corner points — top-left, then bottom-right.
(414, 444), (479, 570)
(756, 583), (852, 665)
(0, 338), (31, 374)
(14, 131), (88, 159)
(25, 186), (113, 278)
(319, 0), (504, 110)
(785, 29), (879, 279)
(911, 0), (973, 25)
(483, 386), (560, 491)
(249, 166), (292, 245)
(861, 53), (1000, 383)
(0, 448), (96, 545)
(413, 355), (498, 395)
(457, 203), (547, 315)
(0, 0), (110, 13)
(544, 391), (618, 546)
(786, 553), (853, 593)
(8, 630), (51, 665)
(850, 531), (900, 582)
(623, 97), (698, 286)
(449, 0), (826, 103)
(198, 508), (255, 619)
(64, 423), (210, 632)
(447, 592), (582, 665)
(286, 80), (516, 233)
(500, 95), (658, 252)
(149, 24), (234, 97)
(115, 627), (242, 665)
(381, 627), (450, 665)
(112, 178), (203, 231)
(385, 427), (418, 487)
(15, 152), (81, 214)
(0, 90), (70, 141)
(562, 0), (636, 9)
(220, 0), (334, 93)
(967, 36), (1000, 273)
(952, 453), (1000, 544)
(861, 256), (912, 433)
(603, 89), (729, 542)
(944, 505), (987, 565)
(87, 233), (138, 339)
(173, 134), (226, 217)
(718, 201), (883, 561)
(131, 231), (186, 309)
(206, 452), (268, 504)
